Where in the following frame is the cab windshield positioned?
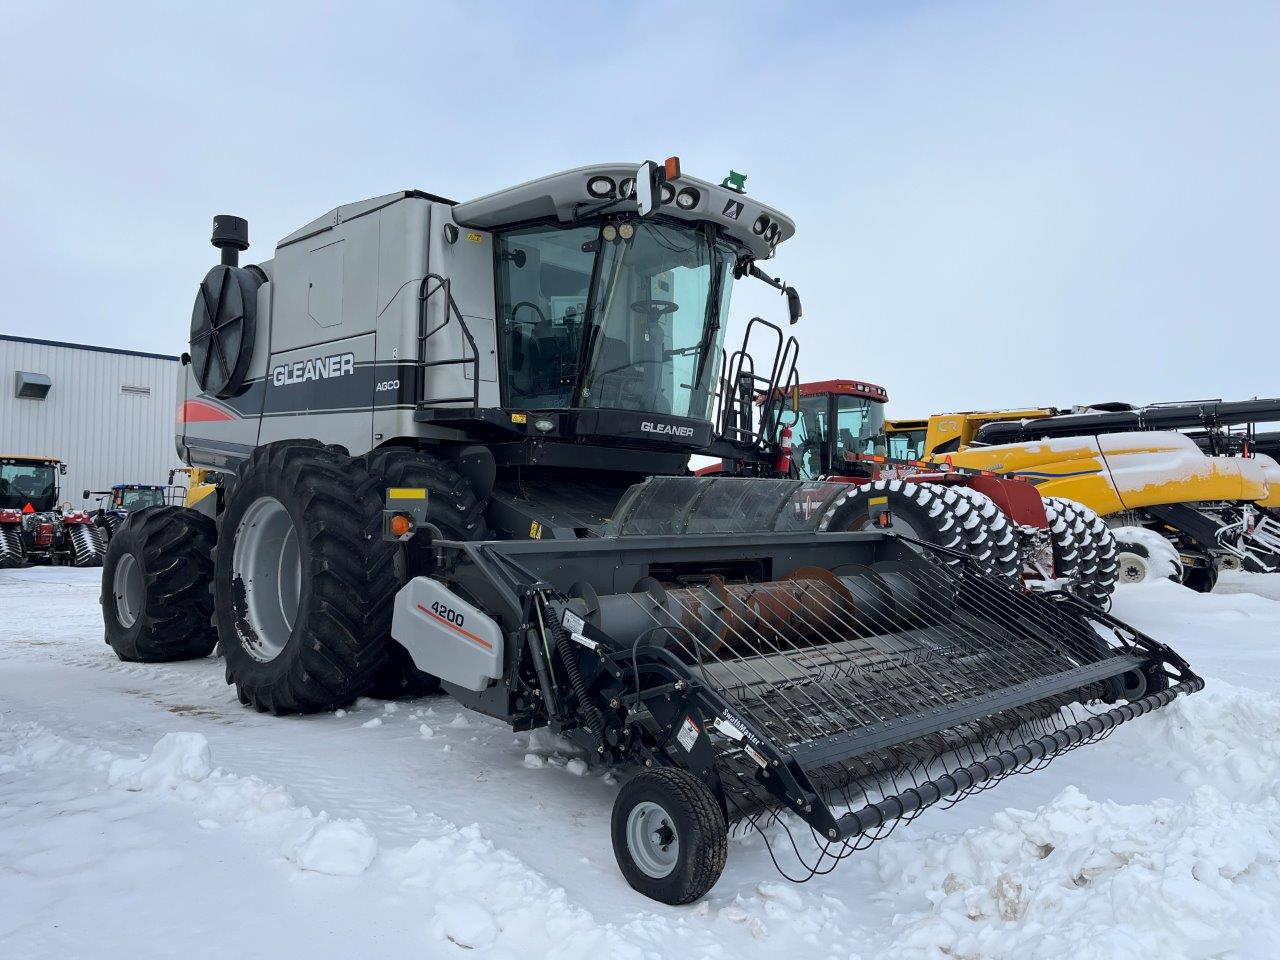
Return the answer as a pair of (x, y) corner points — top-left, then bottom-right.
(0, 462), (57, 508)
(119, 488), (166, 510)
(495, 219), (734, 420)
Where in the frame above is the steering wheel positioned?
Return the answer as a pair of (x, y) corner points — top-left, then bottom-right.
(629, 299), (679, 322)
(509, 300), (549, 327)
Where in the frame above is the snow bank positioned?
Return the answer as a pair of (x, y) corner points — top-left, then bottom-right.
(108, 732), (212, 790)
(1109, 680), (1280, 801)
(878, 785), (1280, 960)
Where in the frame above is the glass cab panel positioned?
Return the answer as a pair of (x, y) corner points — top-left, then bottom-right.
(834, 395), (888, 461)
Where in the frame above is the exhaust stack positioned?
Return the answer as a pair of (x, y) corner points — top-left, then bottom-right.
(211, 214), (249, 267)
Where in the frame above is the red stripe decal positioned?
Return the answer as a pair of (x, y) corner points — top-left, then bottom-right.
(416, 603), (492, 650)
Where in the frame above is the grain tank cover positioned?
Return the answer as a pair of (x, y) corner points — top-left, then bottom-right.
(451, 163), (795, 261)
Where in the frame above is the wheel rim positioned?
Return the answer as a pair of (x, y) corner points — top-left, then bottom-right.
(626, 800), (679, 879)
(113, 552), (143, 628)
(232, 497), (302, 662)
(1116, 550), (1149, 584)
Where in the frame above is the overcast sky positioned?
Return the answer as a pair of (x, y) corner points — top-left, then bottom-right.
(2, 1), (1276, 416)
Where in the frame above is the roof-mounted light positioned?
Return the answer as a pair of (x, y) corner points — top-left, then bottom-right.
(752, 214), (770, 236)
(587, 176), (616, 199)
(675, 187), (700, 210)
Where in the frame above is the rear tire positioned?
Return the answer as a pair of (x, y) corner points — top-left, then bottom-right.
(611, 768), (727, 905)
(0, 524), (26, 569)
(215, 444), (398, 715)
(96, 513), (122, 543)
(103, 506), (217, 662)
(68, 523), (106, 568)
(364, 447), (488, 700)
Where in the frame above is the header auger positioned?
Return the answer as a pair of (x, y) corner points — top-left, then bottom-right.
(97, 159), (1199, 903)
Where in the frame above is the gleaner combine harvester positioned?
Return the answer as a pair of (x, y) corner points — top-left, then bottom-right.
(99, 159), (1201, 904)
(1, 455), (105, 568)
(895, 399), (1280, 591)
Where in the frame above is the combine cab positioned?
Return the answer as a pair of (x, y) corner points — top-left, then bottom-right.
(96, 158), (1200, 902)
(1, 455), (104, 568)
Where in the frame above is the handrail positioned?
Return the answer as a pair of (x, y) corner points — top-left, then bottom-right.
(417, 273), (481, 409)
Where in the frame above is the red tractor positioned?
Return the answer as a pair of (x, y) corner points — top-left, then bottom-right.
(0, 455), (105, 568)
(702, 380), (1119, 606)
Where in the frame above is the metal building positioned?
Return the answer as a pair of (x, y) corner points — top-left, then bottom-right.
(1, 334), (182, 509)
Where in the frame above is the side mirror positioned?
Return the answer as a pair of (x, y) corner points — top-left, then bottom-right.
(636, 161), (660, 218)
(635, 156), (681, 219)
(785, 287), (803, 325)
(59, 463), (67, 475)
(82, 490), (90, 499)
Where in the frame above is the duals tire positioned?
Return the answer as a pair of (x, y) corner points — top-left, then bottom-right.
(103, 506), (217, 662)
(215, 444), (398, 715)
(0, 524), (26, 569)
(68, 522), (106, 568)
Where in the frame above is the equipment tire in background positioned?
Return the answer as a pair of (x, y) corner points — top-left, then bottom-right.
(1182, 560), (1220, 594)
(364, 447), (488, 700)
(1112, 526), (1182, 585)
(214, 443), (398, 714)
(950, 487), (1021, 585)
(1041, 497), (1084, 587)
(0, 524), (26, 569)
(611, 768), (727, 905)
(67, 523), (106, 568)
(1045, 497), (1118, 607)
(96, 513), (122, 543)
(102, 506), (217, 662)
(821, 479), (996, 577)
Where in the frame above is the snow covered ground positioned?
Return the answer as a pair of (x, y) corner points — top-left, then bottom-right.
(3, 568), (1279, 959)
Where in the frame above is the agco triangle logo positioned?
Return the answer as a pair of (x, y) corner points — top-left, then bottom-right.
(722, 199), (744, 220)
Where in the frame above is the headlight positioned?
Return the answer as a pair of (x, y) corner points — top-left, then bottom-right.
(753, 214), (770, 236)
(675, 187), (700, 210)
(618, 222), (635, 240)
(602, 224), (618, 242)
(660, 183), (675, 204)
(617, 177), (635, 198)
(765, 222), (780, 242)
(587, 176), (616, 199)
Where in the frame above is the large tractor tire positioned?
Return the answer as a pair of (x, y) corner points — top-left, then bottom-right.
(95, 513), (122, 543)
(0, 524), (26, 569)
(102, 506), (218, 662)
(821, 479), (994, 576)
(214, 444), (399, 715)
(67, 522), (106, 568)
(364, 446), (488, 699)
(1182, 560), (1220, 594)
(1041, 498), (1084, 587)
(1045, 498), (1118, 607)
(950, 486), (1021, 585)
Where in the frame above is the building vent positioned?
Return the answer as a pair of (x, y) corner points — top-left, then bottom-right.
(14, 371), (51, 400)
(121, 384), (152, 396)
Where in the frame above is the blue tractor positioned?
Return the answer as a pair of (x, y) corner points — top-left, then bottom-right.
(84, 484), (172, 542)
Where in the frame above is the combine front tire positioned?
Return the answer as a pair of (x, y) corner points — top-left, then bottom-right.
(0, 524), (26, 568)
(611, 768), (727, 905)
(215, 444), (398, 714)
(102, 506), (217, 662)
(68, 523), (106, 568)
(364, 447), (488, 699)
(951, 487), (1021, 585)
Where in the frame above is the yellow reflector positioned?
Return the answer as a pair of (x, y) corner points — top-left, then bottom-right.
(869, 496), (889, 506)
(511, 412), (528, 425)
(387, 487), (427, 500)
